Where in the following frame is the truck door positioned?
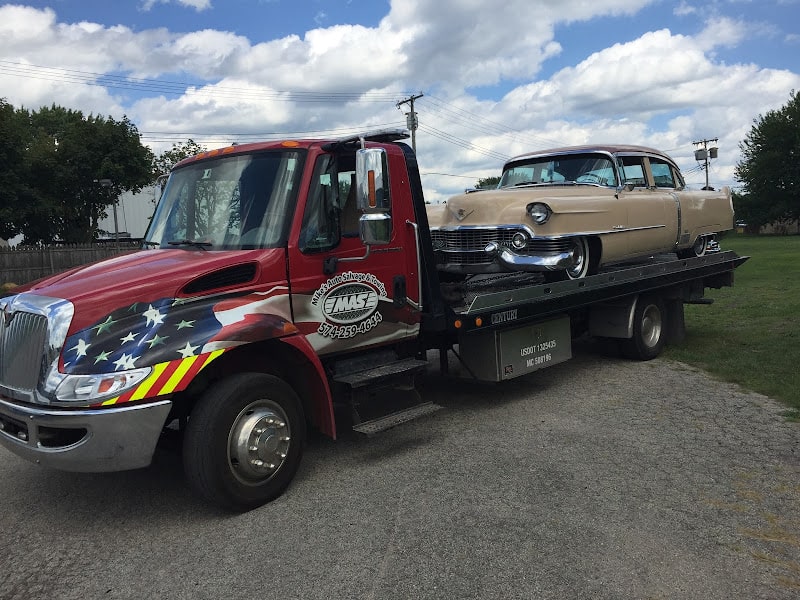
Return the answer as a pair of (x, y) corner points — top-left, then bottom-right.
(286, 146), (421, 356)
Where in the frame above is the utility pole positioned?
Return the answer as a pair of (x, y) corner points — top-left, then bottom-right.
(692, 138), (718, 190)
(397, 93), (423, 154)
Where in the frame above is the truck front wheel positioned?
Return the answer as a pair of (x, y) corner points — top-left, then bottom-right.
(183, 373), (306, 512)
(621, 295), (666, 361)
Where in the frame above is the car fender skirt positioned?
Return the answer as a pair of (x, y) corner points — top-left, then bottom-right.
(484, 242), (576, 272)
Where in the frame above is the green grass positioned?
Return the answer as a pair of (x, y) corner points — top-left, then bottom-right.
(664, 234), (800, 416)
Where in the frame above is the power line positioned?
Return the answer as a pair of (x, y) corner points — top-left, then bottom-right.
(424, 94), (565, 149)
(419, 123), (510, 162)
(0, 60), (410, 103)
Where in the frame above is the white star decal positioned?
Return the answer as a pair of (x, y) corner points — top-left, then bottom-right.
(178, 341), (199, 358)
(71, 338), (91, 358)
(143, 304), (165, 326)
(113, 353), (138, 371)
(120, 332), (138, 344)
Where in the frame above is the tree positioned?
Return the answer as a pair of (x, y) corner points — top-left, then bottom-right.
(1, 103), (154, 244)
(0, 99), (28, 241)
(735, 90), (800, 232)
(476, 176), (500, 189)
(153, 139), (206, 178)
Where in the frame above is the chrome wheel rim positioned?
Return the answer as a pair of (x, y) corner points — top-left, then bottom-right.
(641, 304), (663, 348)
(567, 239), (587, 279)
(227, 399), (291, 486)
(692, 236), (707, 256)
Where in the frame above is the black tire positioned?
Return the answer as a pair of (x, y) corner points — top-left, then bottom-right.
(677, 235), (708, 259)
(621, 294), (666, 361)
(183, 373), (306, 512)
(544, 237), (591, 282)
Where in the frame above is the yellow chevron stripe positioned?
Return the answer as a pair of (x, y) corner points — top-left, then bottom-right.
(101, 396), (120, 406)
(130, 361), (170, 401)
(199, 349), (225, 371)
(159, 355), (198, 394)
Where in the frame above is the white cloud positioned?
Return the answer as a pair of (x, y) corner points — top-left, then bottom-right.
(673, 2), (697, 17)
(141, 0), (212, 11)
(0, 0), (798, 197)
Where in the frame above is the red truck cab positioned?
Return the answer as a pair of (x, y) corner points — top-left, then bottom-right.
(0, 130), (438, 510)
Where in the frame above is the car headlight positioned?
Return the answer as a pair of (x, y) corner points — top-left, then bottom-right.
(55, 368), (152, 403)
(511, 231), (529, 249)
(527, 202), (551, 225)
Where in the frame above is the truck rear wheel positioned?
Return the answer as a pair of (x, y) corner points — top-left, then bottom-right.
(621, 295), (666, 361)
(183, 373), (305, 512)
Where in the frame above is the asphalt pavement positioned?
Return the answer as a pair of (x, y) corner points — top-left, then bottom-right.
(1, 342), (799, 600)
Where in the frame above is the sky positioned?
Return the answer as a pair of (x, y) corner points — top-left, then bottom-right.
(1, 0), (799, 203)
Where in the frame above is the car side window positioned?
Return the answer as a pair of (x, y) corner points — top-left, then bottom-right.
(649, 158), (676, 188)
(618, 156), (647, 187)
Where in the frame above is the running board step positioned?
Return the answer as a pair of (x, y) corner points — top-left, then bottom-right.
(352, 401), (442, 436)
(333, 357), (428, 389)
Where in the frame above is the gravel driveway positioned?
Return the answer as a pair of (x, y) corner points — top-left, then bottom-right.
(1, 343), (798, 600)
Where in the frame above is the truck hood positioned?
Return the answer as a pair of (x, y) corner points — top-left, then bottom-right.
(26, 248), (286, 332)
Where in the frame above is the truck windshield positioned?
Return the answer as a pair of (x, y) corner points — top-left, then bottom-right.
(499, 153), (618, 188)
(145, 150), (304, 250)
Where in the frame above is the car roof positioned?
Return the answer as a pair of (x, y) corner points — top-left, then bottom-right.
(505, 144), (677, 167)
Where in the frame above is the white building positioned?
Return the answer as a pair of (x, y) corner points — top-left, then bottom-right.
(98, 185), (160, 239)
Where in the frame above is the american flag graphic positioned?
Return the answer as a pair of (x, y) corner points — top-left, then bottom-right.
(63, 291), (292, 375)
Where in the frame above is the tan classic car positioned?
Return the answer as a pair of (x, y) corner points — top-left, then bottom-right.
(427, 145), (735, 280)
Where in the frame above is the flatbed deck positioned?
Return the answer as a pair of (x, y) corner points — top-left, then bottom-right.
(442, 251), (747, 332)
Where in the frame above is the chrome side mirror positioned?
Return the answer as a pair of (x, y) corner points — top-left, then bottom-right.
(359, 213), (392, 246)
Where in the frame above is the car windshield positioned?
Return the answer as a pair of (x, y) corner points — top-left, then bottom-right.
(499, 153), (618, 188)
(144, 150), (304, 250)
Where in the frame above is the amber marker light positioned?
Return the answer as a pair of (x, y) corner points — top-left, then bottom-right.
(454, 319), (462, 329)
(282, 141), (300, 147)
(475, 317), (483, 327)
(368, 170), (377, 208)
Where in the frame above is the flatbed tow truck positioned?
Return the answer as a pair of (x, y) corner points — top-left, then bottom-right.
(0, 131), (746, 511)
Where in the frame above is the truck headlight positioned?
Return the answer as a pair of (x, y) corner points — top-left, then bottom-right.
(55, 368), (152, 403)
(527, 202), (551, 225)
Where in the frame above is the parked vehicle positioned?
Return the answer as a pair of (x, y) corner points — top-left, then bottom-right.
(427, 145), (735, 281)
(0, 131), (746, 511)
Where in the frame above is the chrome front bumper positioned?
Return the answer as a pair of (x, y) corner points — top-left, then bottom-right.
(0, 397), (172, 472)
(484, 242), (576, 272)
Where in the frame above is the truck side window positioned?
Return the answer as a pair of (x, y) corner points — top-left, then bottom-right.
(300, 155), (342, 253)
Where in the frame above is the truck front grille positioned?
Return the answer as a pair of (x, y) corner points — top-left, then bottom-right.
(0, 311), (48, 391)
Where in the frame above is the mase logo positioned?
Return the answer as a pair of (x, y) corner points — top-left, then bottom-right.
(311, 272), (387, 339)
(322, 283), (378, 324)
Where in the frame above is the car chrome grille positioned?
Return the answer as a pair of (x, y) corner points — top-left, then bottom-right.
(0, 311), (48, 391)
(431, 228), (575, 265)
